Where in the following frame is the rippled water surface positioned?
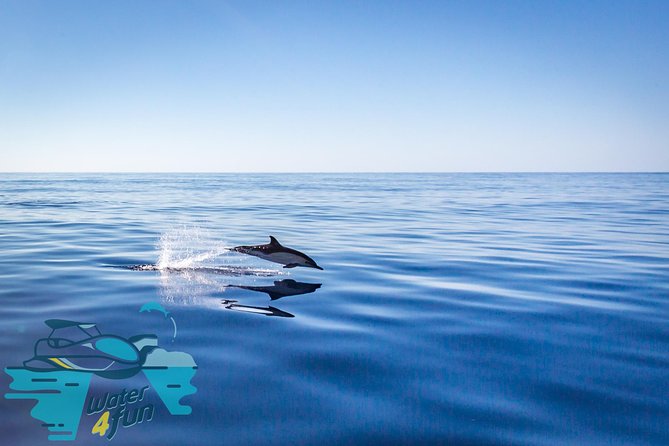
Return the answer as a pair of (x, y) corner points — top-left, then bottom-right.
(1, 173), (668, 445)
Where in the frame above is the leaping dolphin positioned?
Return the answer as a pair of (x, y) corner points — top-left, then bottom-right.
(232, 236), (323, 270)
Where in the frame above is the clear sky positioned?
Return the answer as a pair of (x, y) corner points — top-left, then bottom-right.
(1, 0), (667, 172)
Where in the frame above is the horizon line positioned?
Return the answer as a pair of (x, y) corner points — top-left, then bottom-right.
(0, 171), (667, 175)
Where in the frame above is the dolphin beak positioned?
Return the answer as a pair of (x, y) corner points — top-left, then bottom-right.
(313, 265), (324, 270)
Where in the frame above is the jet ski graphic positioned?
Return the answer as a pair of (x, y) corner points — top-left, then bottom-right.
(23, 319), (157, 379)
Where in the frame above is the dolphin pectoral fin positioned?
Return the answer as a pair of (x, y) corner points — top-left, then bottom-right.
(283, 264), (299, 269)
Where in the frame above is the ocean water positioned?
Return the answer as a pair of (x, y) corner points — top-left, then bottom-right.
(0, 173), (668, 445)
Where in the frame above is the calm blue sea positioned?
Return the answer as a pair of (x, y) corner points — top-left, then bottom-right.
(1, 173), (668, 445)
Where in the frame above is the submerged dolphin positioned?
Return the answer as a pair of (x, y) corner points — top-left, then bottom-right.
(221, 300), (295, 318)
(232, 236), (323, 270)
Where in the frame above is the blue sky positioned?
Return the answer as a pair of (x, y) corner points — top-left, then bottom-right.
(1, 0), (667, 172)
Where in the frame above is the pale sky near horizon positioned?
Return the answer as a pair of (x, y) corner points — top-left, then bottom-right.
(1, 0), (668, 172)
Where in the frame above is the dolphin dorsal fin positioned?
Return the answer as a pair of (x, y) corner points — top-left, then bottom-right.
(269, 236), (281, 246)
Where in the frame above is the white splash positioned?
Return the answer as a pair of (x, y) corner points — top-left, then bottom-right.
(156, 226), (230, 270)
(153, 226), (285, 307)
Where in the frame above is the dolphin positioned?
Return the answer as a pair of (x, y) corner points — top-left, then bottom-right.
(232, 236), (323, 270)
(139, 302), (178, 340)
(221, 300), (295, 318)
(227, 279), (322, 301)
(139, 302), (170, 318)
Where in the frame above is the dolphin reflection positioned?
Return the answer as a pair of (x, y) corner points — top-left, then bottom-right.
(120, 264), (322, 318)
(220, 279), (322, 318)
(226, 279), (321, 301)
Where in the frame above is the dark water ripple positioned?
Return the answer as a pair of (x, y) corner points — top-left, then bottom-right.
(0, 173), (668, 445)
